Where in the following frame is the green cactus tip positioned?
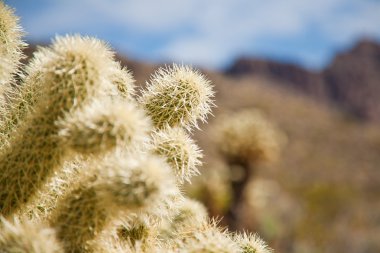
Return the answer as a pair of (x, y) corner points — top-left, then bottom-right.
(150, 127), (202, 183)
(234, 232), (273, 253)
(139, 64), (214, 131)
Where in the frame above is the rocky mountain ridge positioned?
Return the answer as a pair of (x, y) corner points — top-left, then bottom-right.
(226, 40), (380, 122)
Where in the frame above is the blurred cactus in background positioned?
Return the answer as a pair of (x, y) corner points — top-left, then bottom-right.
(211, 109), (285, 230)
(0, 2), (272, 252)
(214, 109), (283, 164)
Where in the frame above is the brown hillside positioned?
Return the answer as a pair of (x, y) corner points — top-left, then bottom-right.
(324, 40), (380, 120)
(225, 58), (327, 100)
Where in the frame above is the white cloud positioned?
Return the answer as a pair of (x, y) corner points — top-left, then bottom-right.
(95, 0), (197, 32)
(157, 35), (236, 67)
(154, 0), (380, 68)
(324, 1), (380, 44)
(13, 0), (380, 68)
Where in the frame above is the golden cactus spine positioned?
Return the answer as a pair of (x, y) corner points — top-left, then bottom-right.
(0, 35), (116, 216)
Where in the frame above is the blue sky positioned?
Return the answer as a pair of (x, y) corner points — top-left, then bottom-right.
(4, 0), (380, 70)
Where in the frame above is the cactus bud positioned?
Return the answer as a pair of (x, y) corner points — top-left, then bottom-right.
(150, 127), (202, 183)
(58, 99), (150, 155)
(159, 197), (208, 240)
(109, 64), (135, 99)
(139, 64), (214, 130)
(233, 232), (273, 253)
(174, 221), (240, 253)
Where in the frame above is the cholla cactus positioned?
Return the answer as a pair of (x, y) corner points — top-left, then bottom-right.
(150, 127), (202, 183)
(0, 47), (135, 152)
(21, 100), (150, 220)
(0, 2), (25, 88)
(0, 48), (46, 150)
(173, 221), (240, 253)
(159, 197), (208, 240)
(109, 63), (135, 99)
(23, 159), (84, 221)
(0, 2), (274, 253)
(0, 35), (116, 216)
(0, 218), (63, 253)
(50, 154), (176, 252)
(117, 219), (150, 246)
(139, 64), (214, 130)
(171, 198), (208, 231)
(233, 232), (273, 253)
(117, 197), (208, 248)
(58, 99), (150, 155)
(0, 2), (25, 143)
